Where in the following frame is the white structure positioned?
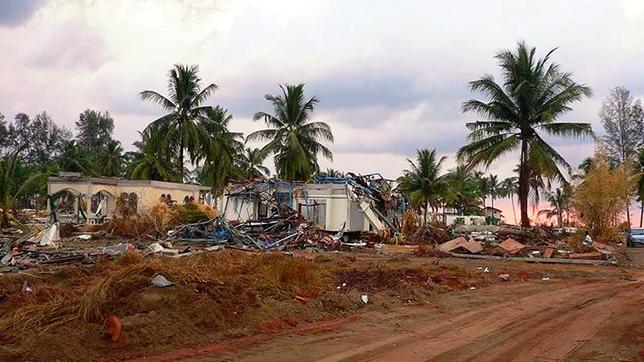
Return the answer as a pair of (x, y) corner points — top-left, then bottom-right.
(219, 180), (396, 232)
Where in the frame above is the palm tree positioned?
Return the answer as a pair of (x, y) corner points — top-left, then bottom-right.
(488, 174), (501, 209)
(139, 64), (218, 181)
(197, 106), (243, 195)
(476, 172), (490, 208)
(537, 187), (570, 227)
(248, 84), (333, 181)
(397, 148), (447, 224)
(501, 176), (518, 224)
(99, 140), (124, 177)
(443, 164), (482, 215)
(58, 140), (89, 173)
(457, 42), (593, 227)
(237, 147), (270, 180)
(128, 128), (178, 182)
(0, 146), (44, 227)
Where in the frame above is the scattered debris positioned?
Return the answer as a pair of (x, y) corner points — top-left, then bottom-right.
(361, 294), (369, 304)
(151, 274), (173, 288)
(498, 273), (510, 282)
(104, 315), (121, 342)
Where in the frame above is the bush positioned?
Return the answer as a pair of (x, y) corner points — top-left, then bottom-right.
(176, 204), (211, 224)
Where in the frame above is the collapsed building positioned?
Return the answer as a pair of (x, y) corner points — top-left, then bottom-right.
(215, 173), (407, 233)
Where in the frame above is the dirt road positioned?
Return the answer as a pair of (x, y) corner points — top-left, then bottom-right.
(190, 270), (644, 362)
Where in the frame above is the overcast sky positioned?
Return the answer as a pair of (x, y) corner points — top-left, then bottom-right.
(1, 0), (644, 192)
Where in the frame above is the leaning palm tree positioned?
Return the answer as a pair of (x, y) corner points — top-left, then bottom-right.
(237, 147), (270, 180)
(457, 42), (593, 227)
(139, 64), (218, 181)
(248, 84), (333, 181)
(397, 148), (447, 224)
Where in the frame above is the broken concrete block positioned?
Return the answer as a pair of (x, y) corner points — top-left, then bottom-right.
(498, 238), (525, 255)
(438, 237), (482, 254)
(592, 242), (616, 254)
(568, 252), (605, 260)
(543, 247), (555, 259)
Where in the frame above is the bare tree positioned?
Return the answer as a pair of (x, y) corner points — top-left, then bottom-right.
(599, 86), (644, 226)
(600, 86), (644, 165)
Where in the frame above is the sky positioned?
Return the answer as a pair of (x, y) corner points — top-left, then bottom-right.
(1, 0), (644, 223)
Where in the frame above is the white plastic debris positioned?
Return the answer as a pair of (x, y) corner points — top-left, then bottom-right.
(469, 286), (477, 290)
(361, 294), (369, 304)
(483, 267), (490, 273)
(21, 281), (32, 293)
(542, 277), (551, 281)
(1, 254), (14, 266)
(148, 243), (164, 253)
(30, 222), (60, 246)
(498, 273), (510, 281)
(76, 234), (92, 241)
(151, 274), (173, 288)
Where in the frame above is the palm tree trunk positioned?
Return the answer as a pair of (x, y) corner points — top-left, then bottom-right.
(640, 200), (643, 228)
(179, 134), (184, 183)
(519, 140), (530, 227)
(511, 194), (517, 225)
(423, 201), (428, 226)
(1, 206), (9, 228)
(626, 203), (631, 228)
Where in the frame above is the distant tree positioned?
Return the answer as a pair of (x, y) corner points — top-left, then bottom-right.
(249, 84), (333, 181)
(458, 42), (593, 227)
(599, 86), (644, 166)
(197, 106), (243, 195)
(75, 109), (115, 150)
(0, 112), (10, 152)
(127, 127), (178, 182)
(0, 146), (45, 227)
(7, 112), (71, 167)
(397, 148), (447, 224)
(58, 140), (89, 173)
(237, 147), (270, 180)
(599, 86), (644, 227)
(501, 176), (518, 224)
(98, 140), (124, 177)
(637, 150), (644, 227)
(140, 64), (218, 182)
(443, 164), (482, 215)
(487, 174), (501, 209)
(537, 187), (570, 227)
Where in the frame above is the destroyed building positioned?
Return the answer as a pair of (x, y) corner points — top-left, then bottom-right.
(47, 173), (209, 224)
(217, 174), (406, 232)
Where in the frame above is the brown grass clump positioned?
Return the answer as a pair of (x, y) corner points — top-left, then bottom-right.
(77, 263), (153, 322)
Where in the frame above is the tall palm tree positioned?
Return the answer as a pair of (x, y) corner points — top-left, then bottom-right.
(237, 147), (270, 180)
(139, 64), (218, 181)
(476, 172), (490, 208)
(397, 148), (447, 224)
(248, 84), (333, 181)
(99, 140), (124, 177)
(457, 42), (593, 227)
(537, 187), (570, 227)
(197, 106), (243, 195)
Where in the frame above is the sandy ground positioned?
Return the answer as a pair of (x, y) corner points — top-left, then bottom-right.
(151, 248), (644, 362)
(1, 247), (642, 361)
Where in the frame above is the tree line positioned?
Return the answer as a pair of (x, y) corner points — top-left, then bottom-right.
(2, 42), (643, 231)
